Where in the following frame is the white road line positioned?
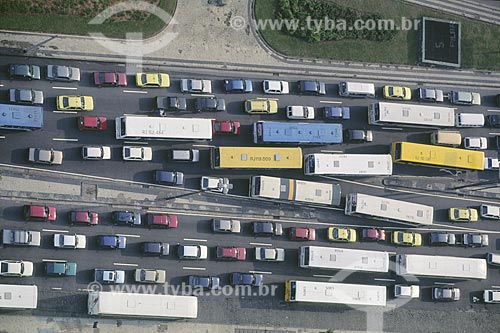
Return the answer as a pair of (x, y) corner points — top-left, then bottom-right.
(52, 86), (78, 90)
(183, 238), (207, 242)
(193, 144), (215, 148)
(374, 278), (396, 282)
(489, 133), (500, 136)
(381, 127), (403, 131)
(320, 150), (343, 153)
(42, 229), (69, 233)
(52, 138), (78, 142)
(51, 287), (63, 291)
(123, 141), (148, 145)
(42, 259), (66, 262)
(487, 109), (500, 113)
(113, 262), (138, 267)
(249, 270), (272, 275)
(320, 100), (342, 104)
(0, 136), (5, 139)
(434, 282), (455, 285)
(191, 94), (214, 97)
(313, 274), (336, 278)
(78, 288), (92, 292)
(249, 242), (272, 247)
(0, 84), (3, 87)
(123, 90), (148, 94)
(491, 286), (500, 289)
(387, 252), (397, 255)
(116, 234), (141, 238)
(53, 110), (77, 114)
(183, 267), (206, 271)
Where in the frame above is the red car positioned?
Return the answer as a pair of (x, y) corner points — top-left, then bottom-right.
(78, 116), (107, 131)
(23, 205), (56, 222)
(93, 71), (127, 87)
(289, 227), (316, 241)
(212, 120), (240, 135)
(216, 246), (246, 261)
(147, 213), (178, 228)
(361, 228), (386, 242)
(69, 211), (99, 225)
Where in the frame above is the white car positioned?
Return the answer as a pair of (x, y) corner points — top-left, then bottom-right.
(82, 146), (111, 160)
(134, 269), (166, 284)
(122, 146), (153, 161)
(200, 176), (233, 194)
(0, 260), (33, 277)
(180, 79), (212, 94)
(480, 204), (500, 220)
(54, 233), (87, 249)
(286, 105), (315, 119)
(178, 244), (208, 260)
(463, 137), (487, 150)
(263, 80), (289, 94)
(394, 285), (419, 298)
(255, 247), (285, 262)
(28, 148), (63, 165)
(484, 157), (499, 170)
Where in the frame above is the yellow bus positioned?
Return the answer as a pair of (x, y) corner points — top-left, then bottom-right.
(210, 147), (302, 169)
(391, 142), (484, 171)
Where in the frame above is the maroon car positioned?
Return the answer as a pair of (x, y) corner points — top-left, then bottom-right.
(216, 246), (246, 261)
(361, 228), (386, 242)
(69, 211), (99, 225)
(147, 213), (179, 228)
(23, 205), (57, 222)
(289, 227), (316, 241)
(78, 116), (107, 131)
(212, 120), (240, 135)
(93, 71), (127, 87)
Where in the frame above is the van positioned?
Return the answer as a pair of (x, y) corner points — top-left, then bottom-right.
(338, 81), (375, 98)
(169, 149), (199, 162)
(483, 290), (500, 303)
(455, 113), (484, 128)
(487, 253), (500, 266)
(450, 91), (481, 106)
(430, 130), (461, 147)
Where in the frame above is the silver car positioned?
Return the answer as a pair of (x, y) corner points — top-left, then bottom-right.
(82, 146), (111, 160)
(28, 148), (63, 165)
(46, 65), (80, 81)
(9, 88), (44, 105)
(212, 219), (241, 233)
(255, 247), (285, 262)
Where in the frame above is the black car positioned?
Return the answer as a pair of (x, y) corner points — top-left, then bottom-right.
(154, 170), (184, 186)
(195, 97), (226, 112)
(298, 80), (326, 95)
(252, 221), (283, 236)
(230, 272), (263, 286)
(487, 115), (500, 128)
(224, 79), (253, 93)
(188, 275), (220, 289)
(9, 64), (41, 80)
(142, 242), (170, 256)
(345, 129), (373, 143)
(112, 211), (142, 226)
(430, 232), (456, 246)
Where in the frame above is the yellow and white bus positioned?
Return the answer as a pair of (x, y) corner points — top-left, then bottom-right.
(210, 147), (303, 169)
(391, 141), (484, 171)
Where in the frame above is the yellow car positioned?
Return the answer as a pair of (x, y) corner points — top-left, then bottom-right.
(449, 208), (478, 222)
(245, 98), (278, 114)
(383, 85), (412, 100)
(327, 227), (357, 243)
(392, 231), (422, 246)
(56, 95), (94, 111)
(135, 73), (170, 88)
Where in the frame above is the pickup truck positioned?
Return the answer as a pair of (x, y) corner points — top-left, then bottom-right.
(3, 229), (41, 246)
(94, 269), (125, 284)
(200, 176), (233, 194)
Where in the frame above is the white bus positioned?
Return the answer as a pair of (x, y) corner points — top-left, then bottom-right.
(0, 284), (37, 309)
(396, 254), (487, 280)
(115, 116), (213, 140)
(368, 102), (455, 127)
(304, 153), (393, 176)
(299, 246), (389, 273)
(250, 175), (342, 206)
(345, 193), (434, 226)
(285, 280), (386, 306)
(88, 291), (198, 319)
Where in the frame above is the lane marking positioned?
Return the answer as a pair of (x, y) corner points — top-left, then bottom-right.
(123, 90), (148, 94)
(249, 242), (272, 247)
(381, 127), (403, 131)
(488, 133), (500, 136)
(51, 287), (63, 291)
(52, 86), (78, 90)
(183, 267), (206, 271)
(374, 278), (396, 282)
(183, 238), (207, 242)
(123, 141), (148, 145)
(434, 282), (455, 285)
(191, 94), (214, 97)
(320, 100), (342, 104)
(193, 144), (215, 148)
(78, 288), (92, 292)
(42, 259), (67, 262)
(491, 286), (500, 288)
(0, 84), (3, 87)
(53, 110), (77, 114)
(320, 150), (343, 153)
(116, 234), (140, 238)
(113, 262), (138, 267)
(313, 274), (336, 278)
(42, 229), (69, 233)
(249, 270), (272, 275)
(487, 109), (500, 113)
(387, 252), (397, 255)
(52, 138), (78, 142)
(0, 136), (5, 139)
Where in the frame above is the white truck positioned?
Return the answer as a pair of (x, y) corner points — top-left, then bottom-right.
(2, 229), (41, 246)
(200, 176), (233, 194)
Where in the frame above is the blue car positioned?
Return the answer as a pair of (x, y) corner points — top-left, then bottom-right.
(230, 272), (263, 287)
(224, 79), (253, 93)
(45, 261), (77, 276)
(98, 235), (127, 249)
(112, 211), (141, 226)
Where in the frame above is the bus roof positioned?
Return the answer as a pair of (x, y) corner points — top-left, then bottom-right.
(304, 154), (393, 176)
(392, 142), (484, 171)
(345, 193), (434, 225)
(253, 121), (343, 144)
(0, 104), (43, 130)
(211, 147), (303, 169)
(369, 102), (455, 127)
(396, 254), (487, 280)
(0, 284), (37, 309)
(88, 291), (198, 318)
(286, 280), (386, 306)
(299, 246), (390, 273)
(115, 116), (212, 140)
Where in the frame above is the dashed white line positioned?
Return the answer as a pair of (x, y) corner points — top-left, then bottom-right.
(42, 229), (69, 233)
(191, 94), (214, 97)
(320, 150), (343, 153)
(52, 86), (78, 90)
(434, 282), (455, 285)
(387, 252), (397, 255)
(249, 270), (272, 275)
(491, 285), (500, 289)
(489, 133), (500, 136)
(116, 234), (141, 238)
(193, 144), (215, 148)
(487, 109), (500, 113)
(374, 278), (396, 282)
(381, 127), (403, 131)
(123, 90), (148, 94)
(0, 84), (4, 87)
(0, 136), (5, 139)
(183, 238), (207, 242)
(123, 141), (148, 145)
(78, 288), (92, 292)
(42, 259), (66, 262)
(52, 138), (78, 142)
(249, 242), (272, 247)
(183, 267), (206, 271)
(53, 110), (77, 114)
(113, 262), (138, 267)
(320, 100), (342, 104)
(51, 287), (63, 291)
(313, 274), (336, 278)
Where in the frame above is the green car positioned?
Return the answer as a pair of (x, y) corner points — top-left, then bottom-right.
(45, 261), (77, 276)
